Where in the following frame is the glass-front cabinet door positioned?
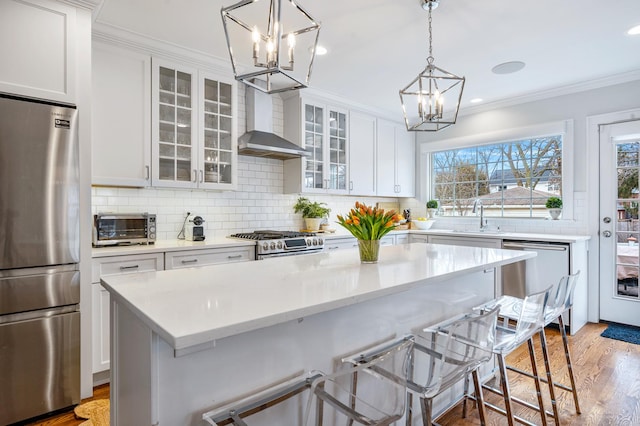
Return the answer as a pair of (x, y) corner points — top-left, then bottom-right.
(152, 60), (237, 189)
(328, 109), (348, 191)
(152, 60), (197, 188)
(300, 100), (348, 194)
(200, 73), (236, 189)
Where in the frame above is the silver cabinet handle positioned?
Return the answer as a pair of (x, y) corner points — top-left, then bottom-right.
(327, 246), (340, 250)
(227, 254), (243, 259)
(349, 181), (353, 191)
(145, 165), (150, 180)
(199, 170), (204, 183)
(181, 259), (198, 264)
(119, 265), (139, 271)
(192, 169), (197, 182)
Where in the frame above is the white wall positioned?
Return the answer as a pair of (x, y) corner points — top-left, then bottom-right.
(91, 84), (397, 239)
(404, 79), (640, 235)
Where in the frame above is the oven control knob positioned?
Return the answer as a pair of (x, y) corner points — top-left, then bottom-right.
(313, 238), (318, 246)
(318, 238), (323, 245)
(150, 226), (156, 233)
(262, 242), (269, 251)
(270, 242), (276, 250)
(306, 238), (312, 246)
(277, 241), (283, 249)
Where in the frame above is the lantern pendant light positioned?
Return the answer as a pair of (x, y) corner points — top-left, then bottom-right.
(221, 0), (321, 94)
(399, 0), (465, 131)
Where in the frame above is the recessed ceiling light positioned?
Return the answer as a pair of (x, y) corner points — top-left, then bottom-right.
(628, 25), (640, 35)
(470, 98), (483, 104)
(314, 45), (328, 56)
(492, 61), (526, 75)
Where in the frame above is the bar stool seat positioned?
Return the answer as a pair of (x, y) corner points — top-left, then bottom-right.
(475, 286), (553, 426)
(409, 306), (501, 426)
(483, 272), (582, 423)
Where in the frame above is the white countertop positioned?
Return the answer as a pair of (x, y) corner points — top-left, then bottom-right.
(409, 229), (591, 243)
(91, 237), (256, 258)
(91, 229), (589, 258)
(101, 243), (535, 351)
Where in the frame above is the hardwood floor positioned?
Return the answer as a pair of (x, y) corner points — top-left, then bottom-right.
(25, 322), (639, 425)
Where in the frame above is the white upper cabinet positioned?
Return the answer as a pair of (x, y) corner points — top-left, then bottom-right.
(376, 119), (415, 197)
(283, 96), (349, 194)
(349, 110), (377, 196)
(92, 43), (151, 187)
(0, 0), (76, 103)
(151, 59), (237, 190)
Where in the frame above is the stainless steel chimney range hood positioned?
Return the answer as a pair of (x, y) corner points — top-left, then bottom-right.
(238, 83), (310, 160)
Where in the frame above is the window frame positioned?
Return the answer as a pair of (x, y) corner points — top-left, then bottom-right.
(418, 120), (574, 220)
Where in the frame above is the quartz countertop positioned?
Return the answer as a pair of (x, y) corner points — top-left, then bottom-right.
(91, 237), (256, 258)
(410, 229), (591, 243)
(101, 243), (535, 351)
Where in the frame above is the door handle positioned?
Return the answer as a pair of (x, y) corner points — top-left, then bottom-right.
(602, 230), (612, 238)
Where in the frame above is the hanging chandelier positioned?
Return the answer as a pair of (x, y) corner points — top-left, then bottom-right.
(399, 0), (465, 131)
(221, 0), (321, 94)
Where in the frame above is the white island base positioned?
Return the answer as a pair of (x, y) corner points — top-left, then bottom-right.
(104, 244), (535, 425)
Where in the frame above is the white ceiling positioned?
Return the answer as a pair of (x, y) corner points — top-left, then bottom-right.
(94, 0), (640, 121)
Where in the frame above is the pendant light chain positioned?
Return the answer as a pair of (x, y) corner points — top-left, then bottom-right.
(427, 1), (433, 63)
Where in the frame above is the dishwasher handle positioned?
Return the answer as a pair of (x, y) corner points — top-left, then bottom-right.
(502, 242), (568, 251)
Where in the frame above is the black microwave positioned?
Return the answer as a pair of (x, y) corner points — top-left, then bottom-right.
(92, 213), (156, 247)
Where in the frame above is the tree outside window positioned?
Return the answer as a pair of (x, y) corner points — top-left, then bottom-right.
(430, 136), (562, 218)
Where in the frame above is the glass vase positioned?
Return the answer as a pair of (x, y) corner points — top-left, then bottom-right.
(358, 239), (380, 263)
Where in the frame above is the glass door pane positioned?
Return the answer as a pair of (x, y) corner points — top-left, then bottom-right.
(304, 104), (324, 189)
(158, 66), (193, 182)
(615, 141), (640, 299)
(203, 79), (233, 185)
(328, 110), (347, 190)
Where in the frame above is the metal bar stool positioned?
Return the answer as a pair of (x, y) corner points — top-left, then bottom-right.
(475, 286), (553, 426)
(202, 372), (323, 425)
(492, 272), (582, 421)
(408, 305), (501, 426)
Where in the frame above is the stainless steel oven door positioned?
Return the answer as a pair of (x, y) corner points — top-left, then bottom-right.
(257, 249), (324, 260)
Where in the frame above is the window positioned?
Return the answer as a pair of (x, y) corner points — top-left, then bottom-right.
(430, 136), (563, 218)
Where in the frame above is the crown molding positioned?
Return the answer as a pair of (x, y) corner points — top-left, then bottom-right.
(92, 21), (231, 74)
(459, 69), (640, 117)
(58, 0), (102, 10)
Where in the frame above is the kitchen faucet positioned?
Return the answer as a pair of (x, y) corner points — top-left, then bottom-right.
(472, 199), (487, 231)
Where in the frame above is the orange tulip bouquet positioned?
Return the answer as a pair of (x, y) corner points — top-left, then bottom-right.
(337, 202), (403, 263)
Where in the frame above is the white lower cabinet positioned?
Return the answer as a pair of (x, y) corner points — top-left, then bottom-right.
(324, 234), (406, 251)
(409, 234), (429, 244)
(164, 246), (254, 270)
(91, 253), (164, 374)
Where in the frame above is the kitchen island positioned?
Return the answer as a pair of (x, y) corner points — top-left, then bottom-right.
(102, 243), (535, 425)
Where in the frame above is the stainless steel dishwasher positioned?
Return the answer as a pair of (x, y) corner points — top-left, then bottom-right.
(501, 240), (570, 299)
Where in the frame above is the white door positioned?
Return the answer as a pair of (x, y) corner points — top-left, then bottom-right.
(599, 119), (640, 327)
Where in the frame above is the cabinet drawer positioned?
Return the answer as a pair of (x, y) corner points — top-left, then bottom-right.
(91, 253), (164, 283)
(164, 247), (254, 270)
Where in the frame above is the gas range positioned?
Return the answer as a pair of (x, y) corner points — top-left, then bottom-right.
(229, 230), (325, 259)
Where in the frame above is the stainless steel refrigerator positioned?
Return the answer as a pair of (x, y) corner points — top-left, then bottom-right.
(0, 94), (80, 425)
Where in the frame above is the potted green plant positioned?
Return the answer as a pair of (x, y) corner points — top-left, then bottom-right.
(426, 199), (438, 218)
(546, 197), (563, 220)
(293, 197), (331, 231)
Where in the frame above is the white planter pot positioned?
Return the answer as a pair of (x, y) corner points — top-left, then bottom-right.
(548, 208), (562, 220)
(427, 208), (437, 219)
(304, 218), (323, 231)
